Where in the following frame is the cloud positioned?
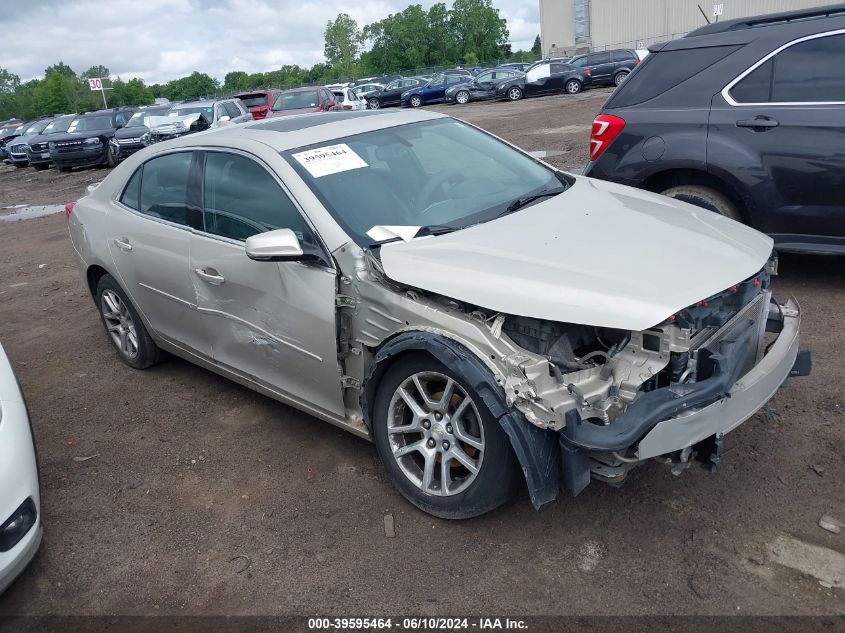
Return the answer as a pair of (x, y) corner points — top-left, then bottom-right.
(0, 0), (537, 83)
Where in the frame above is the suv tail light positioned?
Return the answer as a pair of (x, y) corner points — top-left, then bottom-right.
(64, 201), (75, 219)
(589, 114), (625, 162)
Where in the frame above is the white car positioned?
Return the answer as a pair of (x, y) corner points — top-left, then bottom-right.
(331, 87), (366, 111)
(0, 342), (41, 594)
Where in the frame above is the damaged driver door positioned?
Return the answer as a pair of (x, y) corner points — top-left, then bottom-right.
(189, 150), (345, 418)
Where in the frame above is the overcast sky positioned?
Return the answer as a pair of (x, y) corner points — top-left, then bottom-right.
(1, 0), (538, 84)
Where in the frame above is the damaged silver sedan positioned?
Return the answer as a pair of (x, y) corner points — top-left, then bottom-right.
(67, 110), (809, 518)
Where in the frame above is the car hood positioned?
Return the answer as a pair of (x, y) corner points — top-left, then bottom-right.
(149, 113), (205, 131)
(49, 128), (114, 142)
(114, 125), (150, 139)
(378, 176), (773, 331)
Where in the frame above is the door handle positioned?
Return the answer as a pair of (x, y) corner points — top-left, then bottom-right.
(114, 238), (132, 251)
(736, 117), (779, 129)
(194, 267), (225, 285)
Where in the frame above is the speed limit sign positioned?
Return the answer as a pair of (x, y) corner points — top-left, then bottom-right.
(88, 78), (103, 91)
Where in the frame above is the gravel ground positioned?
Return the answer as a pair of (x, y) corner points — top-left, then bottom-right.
(0, 89), (842, 617)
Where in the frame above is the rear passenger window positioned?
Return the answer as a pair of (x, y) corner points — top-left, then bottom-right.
(223, 101), (241, 118)
(139, 152), (196, 227)
(121, 168), (142, 210)
(591, 53), (613, 64)
(202, 152), (308, 242)
(732, 34), (845, 103)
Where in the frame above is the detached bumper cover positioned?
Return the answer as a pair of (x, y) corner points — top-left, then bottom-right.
(634, 297), (801, 459)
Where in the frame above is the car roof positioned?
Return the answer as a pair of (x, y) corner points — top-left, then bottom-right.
(280, 86), (322, 94)
(687, 2), (845, 37)
(158, 109), (445, 154)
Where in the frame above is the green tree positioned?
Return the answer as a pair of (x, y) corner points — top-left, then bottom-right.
(223, 71), (249, 92)
(324, 13), (363, 79)
(449, 0), (509, 61)
(531, 34), (541, 56)
(164, 71), (219, 101)
(81, 65), (110, 80)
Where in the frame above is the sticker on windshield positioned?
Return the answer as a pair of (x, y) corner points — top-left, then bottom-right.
(292, 143), (368, 178)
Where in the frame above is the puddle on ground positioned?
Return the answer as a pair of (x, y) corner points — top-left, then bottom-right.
(528, 149), (567, 159)
(0, 204), (64, 222)
(767, 535), (845, 588)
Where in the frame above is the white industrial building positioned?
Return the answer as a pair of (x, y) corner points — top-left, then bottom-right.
(538, 0), (844, 57)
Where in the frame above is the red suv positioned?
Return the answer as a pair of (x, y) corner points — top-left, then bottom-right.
(265, 87), (341, 119)
(235, 89), (282, 120)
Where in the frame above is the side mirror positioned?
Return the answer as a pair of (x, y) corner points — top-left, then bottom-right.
(245, 229), (305, 262)
(218, 115), (231, 123)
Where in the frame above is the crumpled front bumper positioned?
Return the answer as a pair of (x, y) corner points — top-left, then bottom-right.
(634, 297), (802, 459)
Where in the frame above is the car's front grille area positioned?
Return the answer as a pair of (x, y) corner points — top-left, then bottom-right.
(54, 140), (83, 153)
(9, 143), (27, 155)
(29, 143), (47, 152)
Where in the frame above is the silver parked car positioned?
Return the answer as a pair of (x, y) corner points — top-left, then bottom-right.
(67, 110), (807, 518)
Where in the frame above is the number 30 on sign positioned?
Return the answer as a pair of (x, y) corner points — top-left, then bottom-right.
(88, 78), (103, 91)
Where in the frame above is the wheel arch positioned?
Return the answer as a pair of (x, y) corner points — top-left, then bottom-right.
(360, 330), (561, 510)
(86, 264), (112, 300)
(642, 167), (752, 224)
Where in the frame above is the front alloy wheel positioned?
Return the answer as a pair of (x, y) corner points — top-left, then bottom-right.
(455, 90), (470, 104)
(507, 86), (523, 101)
(372, 354), (518, 518)
(387, 371), (485, 496)
(409, 95), (423, 108)
(368, 98), (380, 110)
(566, 79), (582, 94)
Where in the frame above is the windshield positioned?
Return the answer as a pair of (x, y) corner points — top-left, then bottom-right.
(284, 118), (567, 247)
(273, 91), (320, 111)
(43, 117), (72, 134)
(170, 106), (214, 118)
(239, 95), (269, 108)
(67, 115), (113, 132)
(22, 122), (44, 137)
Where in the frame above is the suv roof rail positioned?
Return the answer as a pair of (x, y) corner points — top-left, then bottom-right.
(687, 2), (845, 37)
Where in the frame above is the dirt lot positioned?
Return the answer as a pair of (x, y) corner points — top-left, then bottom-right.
(0, 90), (842, 617)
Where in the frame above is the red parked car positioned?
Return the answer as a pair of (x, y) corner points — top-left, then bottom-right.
(234, 89), (282, 120)
(265, 87), (341, 119)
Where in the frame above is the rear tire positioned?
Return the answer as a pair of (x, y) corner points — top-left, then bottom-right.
(455, 90), (470, 104)
(96, 274), (163, 369)
(661, 185), (742, 222)
(372, 354), (519, 519)
(57, 165), (71, 172)
(613, 70), (630, 87)
(565, 79), (582, 94)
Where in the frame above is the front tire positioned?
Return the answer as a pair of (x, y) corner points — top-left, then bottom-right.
(565, 79), (582, 94)
(96, 274), (163, 369)
(614, 70), (630, 87)
(409, 95), (423, 108)
(661, 185), (743, 222)
(106, 145), (118, 168)
(455, 90), (470, 104)
(368, 98), (381, 110)
(33, 163), (49, 171)
(506, 86), (523, 101)
(372, 354), (519, 519)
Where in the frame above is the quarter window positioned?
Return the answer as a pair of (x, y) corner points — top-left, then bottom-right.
(591, 52), (613, 65)
(138, 152), (197, 227)
(223, 101), (241, 118)
(121, 167), (142, 210)
(202, 152), (308, 242)
(731, 33), (845, 103)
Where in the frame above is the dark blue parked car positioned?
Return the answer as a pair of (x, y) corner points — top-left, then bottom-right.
(401, 71), (474, 107)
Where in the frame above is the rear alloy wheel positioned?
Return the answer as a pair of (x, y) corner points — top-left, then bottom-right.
(409, 95), (423, 108)
(96, 274), (163, 369)
(507, 86), (523, 101)
(455, 90), (470, 105)
(565, 79), (582, 94)
(372, 355), (519, 519)
(614, 70), (630, 87)
(368, 98), (380, 110)
(661, 185), (743, 222)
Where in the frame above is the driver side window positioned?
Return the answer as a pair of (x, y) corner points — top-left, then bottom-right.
(202, 151), (310, 242)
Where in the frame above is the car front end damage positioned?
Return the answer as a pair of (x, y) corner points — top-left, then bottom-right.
(337, 244), (808, 508)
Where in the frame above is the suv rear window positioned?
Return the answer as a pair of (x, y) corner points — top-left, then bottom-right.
(605, 45), (741, 108)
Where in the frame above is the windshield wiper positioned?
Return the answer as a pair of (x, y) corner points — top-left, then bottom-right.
(504, 187), (566, 214)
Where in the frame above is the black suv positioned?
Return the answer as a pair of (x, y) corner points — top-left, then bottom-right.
(584, 4), (845, 255)
(49, 108), (136, 171)
(26, 114), (75, 170)
(109, 105), (171, 163)
(568, 49), (640, 87)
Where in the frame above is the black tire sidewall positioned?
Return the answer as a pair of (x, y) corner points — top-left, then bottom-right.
(368, 99), (380, 109)
(410, 96), (422, 107)
(457, 90), (469, 104)
(95, 274), (159, 369)
(614, 71), (629, 86)
(508, 87), (522, 101)
(567, 80), (581, 94)
(372, 353), (518, 519)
